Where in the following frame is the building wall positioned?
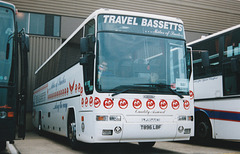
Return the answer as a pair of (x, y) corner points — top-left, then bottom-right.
(7, 0), (240, 34)
(28, 36), (62, 110)
(61, 16), (84, 39)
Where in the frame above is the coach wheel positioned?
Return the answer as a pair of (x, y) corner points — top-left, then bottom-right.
(38, 122), (42, 132)
(138, 142), (155, 148)
(38, 114), (43, 136)
(68, 113), (78, 149)
(195, 117), (212, 142)
(37, 113), (43, 136)
(0, 141), (6, 151)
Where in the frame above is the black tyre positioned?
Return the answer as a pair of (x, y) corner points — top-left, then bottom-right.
(138, 142), (155, 148)
(38, 114), (43, 136)
(68, 112), (78, 149)
(0, 141), (6, 151)
(195, 117), (212, 143)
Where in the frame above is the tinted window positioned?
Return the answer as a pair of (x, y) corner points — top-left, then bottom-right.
(223, 28), (240, 95)
(224, 29), (240, 58)
(35, 29), (83, 88)
(192, 38), (221, 79)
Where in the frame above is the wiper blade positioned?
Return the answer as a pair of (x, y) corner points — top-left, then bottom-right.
(110, 85), (135, 97)
(135, 83), (166, 87)
(135, 83), (184, 99)
(168, 88), (184, 99)
(111, 88), (131, 97)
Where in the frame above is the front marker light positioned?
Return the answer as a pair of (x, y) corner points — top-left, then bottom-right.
(96, 115), (108, 121)
(109, 115), (121, 121)
(187, 116), (194, 121)
(7, 112), (14, 117)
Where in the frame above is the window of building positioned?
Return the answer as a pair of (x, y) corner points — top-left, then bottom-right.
(30, 13), (45, 35)
(16, 12), (60, 37)
(54, 16), (60, 36)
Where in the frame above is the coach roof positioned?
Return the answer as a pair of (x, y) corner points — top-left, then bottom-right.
(35, 8), (184, 74)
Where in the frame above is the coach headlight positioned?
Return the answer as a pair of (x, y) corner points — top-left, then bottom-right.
(109, 115), (121, 121)
(96, 115), (121, 121)
(0, 111), (7, 119)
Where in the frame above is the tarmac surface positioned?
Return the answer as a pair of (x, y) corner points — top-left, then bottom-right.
(12, 132), (79, 154)
(3, 131), (240, 154)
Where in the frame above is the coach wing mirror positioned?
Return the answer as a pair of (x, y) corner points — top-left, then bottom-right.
(22, 33), (29, 53)
(79, 53), (95, 65)
(80, 34), (95, 55)
(80, 37), (88, 54)
(79, 56), (88, 65)
(200, 50), (209, 67)
(87, 34), (95, 53)
(19, 29), (29, 53)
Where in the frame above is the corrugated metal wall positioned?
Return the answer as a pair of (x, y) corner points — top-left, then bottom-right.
(6, 0), (240, 34)
(27, 35), (62, 110)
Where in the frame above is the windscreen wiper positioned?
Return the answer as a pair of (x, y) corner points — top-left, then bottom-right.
(168, 87), (184, 99)
(111, 88), (131, 97)
(110, 85), (135, 97)
(135, 83), (184, 99)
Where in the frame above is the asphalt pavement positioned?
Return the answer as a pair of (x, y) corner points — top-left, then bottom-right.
(4, 131), (240, 154)
(9, 131), (79, 154)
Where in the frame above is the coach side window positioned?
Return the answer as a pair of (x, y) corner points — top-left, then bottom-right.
(192, 38), (220, 79)
(224, 30), (240, 58)
(52, 28), (83, 79)
(223, 29), (240, 95)
(82, 20), (95, 95)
